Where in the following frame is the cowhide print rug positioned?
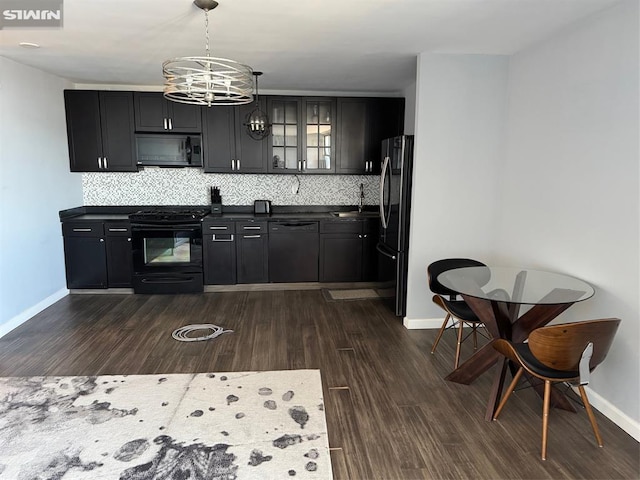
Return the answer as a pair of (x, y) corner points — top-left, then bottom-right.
(0, 370), (332, 479)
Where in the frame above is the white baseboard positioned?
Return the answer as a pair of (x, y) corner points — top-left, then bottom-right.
(0, 288), (68, 339)
(582, 386), (640, 442)
(403, 317), (443, 329)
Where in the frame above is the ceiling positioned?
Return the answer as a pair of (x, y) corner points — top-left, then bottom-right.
(0, 0), (621, 94)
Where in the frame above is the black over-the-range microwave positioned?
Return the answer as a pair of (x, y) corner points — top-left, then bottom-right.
(135, 134), (203, 167)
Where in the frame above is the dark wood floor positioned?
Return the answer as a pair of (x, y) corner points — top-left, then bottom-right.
(1, 290), (638, 479)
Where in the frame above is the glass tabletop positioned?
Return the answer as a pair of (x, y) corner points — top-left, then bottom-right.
(437, 266), (595, 305)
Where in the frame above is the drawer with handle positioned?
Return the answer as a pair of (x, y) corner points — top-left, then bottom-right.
(62, 221), (104, 237)
(104, 222), (131, 237)
(235, 221), (267, 234)
(203, 222), (236, 234)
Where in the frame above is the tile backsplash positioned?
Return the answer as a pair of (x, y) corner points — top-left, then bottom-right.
(82, 168), (379, 206)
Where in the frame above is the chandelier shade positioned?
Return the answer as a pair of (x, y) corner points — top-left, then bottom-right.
(162, 0), (254, 107)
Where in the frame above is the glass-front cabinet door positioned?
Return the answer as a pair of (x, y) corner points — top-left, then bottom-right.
(304, 99), (334, 172)
(269, 97), (300, 172)
(268, 97), (335, 173)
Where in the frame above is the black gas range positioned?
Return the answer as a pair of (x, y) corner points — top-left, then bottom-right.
(129, 208), (209, 294)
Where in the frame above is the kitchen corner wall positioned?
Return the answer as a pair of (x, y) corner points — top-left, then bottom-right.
(82, 169), (379, 206)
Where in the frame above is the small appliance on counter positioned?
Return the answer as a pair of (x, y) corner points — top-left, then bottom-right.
(210, 186), (222, 216)
(254, 200), (271, 215)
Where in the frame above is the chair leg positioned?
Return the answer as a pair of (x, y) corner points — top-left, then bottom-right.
(454, 318), (465, 369)
(472, 324), (478, 350)
(578, 385), (604, 447)
(541, 380), (551, 461)
(430, 314), (451, 355)
(493, 367), (524, 420)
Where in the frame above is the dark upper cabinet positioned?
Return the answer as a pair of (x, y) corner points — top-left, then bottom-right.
(64, 90), (137, 172)
(133, 92), (202, 133)
(202, 99), (268, 173)
(336, 98), (369, 174)
(336, 97), (405, 175)
(367, 97), (405, 175)
(267, 97), (336, 174)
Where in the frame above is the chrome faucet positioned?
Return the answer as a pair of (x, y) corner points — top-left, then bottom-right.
(358, 183), (365, 213)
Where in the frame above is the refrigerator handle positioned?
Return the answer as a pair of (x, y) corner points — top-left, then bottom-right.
(379, 156), (390, 229)
(376, 242), (397, 260)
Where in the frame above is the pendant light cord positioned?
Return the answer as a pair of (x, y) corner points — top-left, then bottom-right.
(204, 9), (210, 57)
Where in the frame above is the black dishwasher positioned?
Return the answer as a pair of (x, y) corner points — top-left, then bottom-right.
(268, 221), (319, 282)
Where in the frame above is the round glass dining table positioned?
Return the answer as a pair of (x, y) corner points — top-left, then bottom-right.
(435, 266), (595, 420)
(437, 266), (594, 305)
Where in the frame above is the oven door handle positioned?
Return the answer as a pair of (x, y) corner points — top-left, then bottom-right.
(131, 223), (202, 231)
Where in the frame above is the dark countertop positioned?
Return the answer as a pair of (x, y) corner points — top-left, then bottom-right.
(59, 206), (379, 222)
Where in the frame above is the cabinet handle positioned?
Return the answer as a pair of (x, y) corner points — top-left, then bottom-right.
(298, 160), (301, 172)
(127, 238), (131, 242)
(104, 157), (108, 169)
(108, 228), (128, 232)
(243, 226), (261, 230)
(243, 235), (261, 239)
(366, 161), (371, 172)
(363, 234), (368, 238)
(209, 226), (228, 230)
(97, 157), (101, 169)
(303, 159), (307, 171)
(72, 228), (92, 232)
(168, 118), (173, 130)
(231, 159), (236, 170)
(163, 118), (168, 130)
(358, 234), (362, 238)
(212, 234), (234, 242)
(99, 238), (104, 242)
(237, 159), (240, 170)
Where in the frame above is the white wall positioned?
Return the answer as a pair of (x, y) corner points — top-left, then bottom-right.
(497, 0), (639, 431)
(405, 54), (508, 322)
(402, 79), (416, 135)
(0, 57), (82, 334)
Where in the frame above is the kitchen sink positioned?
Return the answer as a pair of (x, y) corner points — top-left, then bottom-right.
(330, 211), (379, 218)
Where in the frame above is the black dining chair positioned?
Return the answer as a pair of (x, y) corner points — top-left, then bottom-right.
(427, 258), (489, 368)
(492, 318), (621, 460)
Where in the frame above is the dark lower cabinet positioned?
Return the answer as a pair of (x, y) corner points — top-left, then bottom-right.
(320, 234), (363, 282)
(104, 222), (132, 287)
(62, 222), (107, 289)
(203, 222), (236, 285)
(320, 218), (378, 282)
(236, 221), (269, 283)
(268, 222), (319, 282)
(63, 220), (132, 289)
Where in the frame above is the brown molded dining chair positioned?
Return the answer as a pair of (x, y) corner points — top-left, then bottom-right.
(492, 318), (621, 460)
(428, 258), (490, 368)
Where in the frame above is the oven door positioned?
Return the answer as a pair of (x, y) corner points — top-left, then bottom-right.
(131, 223), (203, 294)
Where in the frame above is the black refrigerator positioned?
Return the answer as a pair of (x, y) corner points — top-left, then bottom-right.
(377, 135), (414, 317)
